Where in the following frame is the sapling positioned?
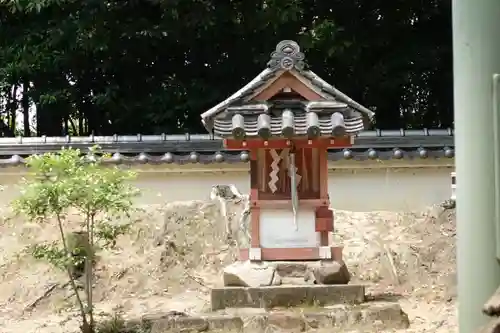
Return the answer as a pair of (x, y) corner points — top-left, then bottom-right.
(13, 146), (141, 333)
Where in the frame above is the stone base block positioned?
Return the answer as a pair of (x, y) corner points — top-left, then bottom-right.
(223, 260), (351, 287)
(211, 284), (365, 311)
(239, 246), (343, 261)
(147, 301), (409, 333)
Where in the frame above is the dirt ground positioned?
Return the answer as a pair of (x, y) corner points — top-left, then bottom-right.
(0, 199), (457, 333)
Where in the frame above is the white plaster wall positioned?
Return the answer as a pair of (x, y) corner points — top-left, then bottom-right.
(0, 166), (453, 212)
(326, 167), (452, 211)
(259, 209), (318, 248)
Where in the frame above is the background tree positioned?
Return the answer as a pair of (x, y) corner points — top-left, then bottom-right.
(0, 0), (452, 137)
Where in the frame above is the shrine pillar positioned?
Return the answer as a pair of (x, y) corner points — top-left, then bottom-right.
(453, 0), (500, 331)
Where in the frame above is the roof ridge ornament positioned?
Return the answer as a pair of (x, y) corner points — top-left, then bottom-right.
(267, 40), (306, 71)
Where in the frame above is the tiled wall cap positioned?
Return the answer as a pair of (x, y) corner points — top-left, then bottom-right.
(161, 152), (174, 163)
(189, 152), (199, 163)
(367, 149), (378, 159)
(418, 147), (428, 158)
(214, 152), (225, 163)
(240, 151), (250, 162)
(393, 148), (403, 159)
(111, 152), (122, 163)
(444, 147), (454, 158)
(343, 149), (353, 159)
(137, 152), (149, 163)
(0, 147), (459, 167)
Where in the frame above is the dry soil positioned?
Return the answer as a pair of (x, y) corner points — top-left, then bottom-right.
(0, 200), (457, 332)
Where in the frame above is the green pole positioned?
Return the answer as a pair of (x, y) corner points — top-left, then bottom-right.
(453, 0), (500, 331)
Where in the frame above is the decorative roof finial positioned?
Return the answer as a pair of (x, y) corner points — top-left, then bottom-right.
(267, 40), (306, 71)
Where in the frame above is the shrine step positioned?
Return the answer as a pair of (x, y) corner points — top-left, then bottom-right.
(210, 284), (365, 311)
(147, 301), (409, 333)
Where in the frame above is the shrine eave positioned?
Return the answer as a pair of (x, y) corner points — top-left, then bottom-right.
(213, 101), (364, 139)
(0, 129), (454, 167)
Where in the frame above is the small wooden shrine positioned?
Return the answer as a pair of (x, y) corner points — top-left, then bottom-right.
(201, 40), (374, 263)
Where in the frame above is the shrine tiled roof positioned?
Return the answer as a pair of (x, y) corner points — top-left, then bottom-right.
(200, 40), (375, 139)
(0, 128), (454, 167)
(212, 101), (366, 138)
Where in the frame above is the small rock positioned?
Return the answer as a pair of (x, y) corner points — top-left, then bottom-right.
(150, 317), (208, 333)
(312, 261), (351, 285)
(267, 313), (305, 332)
(207, 315), (244, 331)
(271, 272), (282, 286)
(274, 262), (309, 277)
(305, 269), (316, 283)
(280, 277), (312, 285)
(223, 261), (275, 287)
(424, 204), (445, 219)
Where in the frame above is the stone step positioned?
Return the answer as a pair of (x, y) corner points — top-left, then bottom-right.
(211, 284), (365, 311)
(146, 301), (409, 333)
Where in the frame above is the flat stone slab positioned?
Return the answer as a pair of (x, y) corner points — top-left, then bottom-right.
(146, 301), (409, 333)
(211, 284), (365, 311)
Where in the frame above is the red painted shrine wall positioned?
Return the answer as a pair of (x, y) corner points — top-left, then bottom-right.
(256, 147), (321, 200)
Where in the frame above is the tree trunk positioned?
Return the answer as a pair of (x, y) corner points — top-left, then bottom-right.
(22, 81), (31, 136)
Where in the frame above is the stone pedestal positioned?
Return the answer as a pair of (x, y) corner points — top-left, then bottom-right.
(211, 284), (364, 311)
(222, 260), (351, 287)
(143, 263), (409, 333)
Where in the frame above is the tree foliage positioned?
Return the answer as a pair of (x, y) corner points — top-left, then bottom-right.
(12, 147), (141, 333)
(0, 0), (452, 137)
